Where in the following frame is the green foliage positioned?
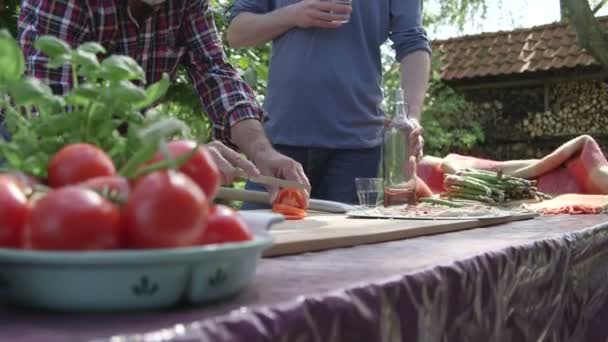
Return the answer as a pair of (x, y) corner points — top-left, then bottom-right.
(0, 30), (188, 178)
(421, 75), (485, 157)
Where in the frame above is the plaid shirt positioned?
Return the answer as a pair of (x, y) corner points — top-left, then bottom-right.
(18, 0), (267, 144)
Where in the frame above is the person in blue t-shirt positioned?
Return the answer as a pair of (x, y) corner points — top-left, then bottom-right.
(227, 0), (431, 206)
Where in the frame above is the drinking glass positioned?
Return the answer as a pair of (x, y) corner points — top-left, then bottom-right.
(355, 178), (383, 208)
(330, 0), (352, 24)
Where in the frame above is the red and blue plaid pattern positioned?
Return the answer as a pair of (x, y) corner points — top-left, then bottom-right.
(18, 0), (267, 144)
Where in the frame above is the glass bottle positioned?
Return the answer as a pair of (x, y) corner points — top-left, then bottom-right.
(382, 89), (417, 207)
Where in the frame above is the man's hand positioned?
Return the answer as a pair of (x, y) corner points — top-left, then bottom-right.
(287, 0), (352, 29)
(205, 140), (261, 185)
(407, 118), (424, 162)
(229, 119), (311, 203)
(252, 149), (311, 203)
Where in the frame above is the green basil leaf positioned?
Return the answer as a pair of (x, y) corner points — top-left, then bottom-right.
(0, 29), (25, 84)
(133, 73), (170, 110)
(65, 83), (99, 106)
(39, 95), (66, 116)
(77, 42), (106, 55)
(45, 54), (71, 69)
(72, 49), (100, 77)
(34, 35), (72, 59)
(8, 77), (53, 106)
(101, 80), (146, 104)
(99, 55), (145, 82)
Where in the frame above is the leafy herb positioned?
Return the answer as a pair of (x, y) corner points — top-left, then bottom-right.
(0, 30), (188, 178)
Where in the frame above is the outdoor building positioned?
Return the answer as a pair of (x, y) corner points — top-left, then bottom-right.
(434, 16), (608, 160)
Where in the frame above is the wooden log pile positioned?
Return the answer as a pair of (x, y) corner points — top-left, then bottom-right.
(523, 80), (608, 137)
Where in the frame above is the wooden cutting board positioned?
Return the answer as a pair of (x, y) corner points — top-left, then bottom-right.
(263, 211), (537, 257)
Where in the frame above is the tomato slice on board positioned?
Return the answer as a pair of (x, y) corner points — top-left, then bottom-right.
(272, 188), (309, 220)
(274, 188), (308, 210)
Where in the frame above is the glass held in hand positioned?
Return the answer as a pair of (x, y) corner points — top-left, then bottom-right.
(329, 0), (352, 23)
(355, 177), (383, 208)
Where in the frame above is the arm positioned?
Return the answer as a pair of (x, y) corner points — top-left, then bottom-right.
(226, 0), (351, 48)
(400, 50), (430, 122)
(179, 1), (310, 195)
(390, 0), (432, 159)
(179, 0), (268, 151)
(18, 0), (89, 94)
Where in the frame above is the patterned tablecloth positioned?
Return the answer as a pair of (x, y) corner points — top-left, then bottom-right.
(2, 215), (608, 342)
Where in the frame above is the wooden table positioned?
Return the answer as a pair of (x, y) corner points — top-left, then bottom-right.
(2, 215), (608, 342)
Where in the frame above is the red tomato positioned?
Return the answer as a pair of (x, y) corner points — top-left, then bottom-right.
(200, 205), (252, 245)
(80, 176), (131, 203)
(25, 187), (122, 250)
(48, 143), (116, 188)
(6, 171), (40, 190)
(150, 140), (220, 200)
(274, 188), (308, 210)
(124, 171), (210, 249)
(0, 176), (30, 248)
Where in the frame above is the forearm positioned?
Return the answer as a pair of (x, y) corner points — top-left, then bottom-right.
(400, 50), (431, 121)
(229, 119), (275, 163)
(227, 8), (295, 48)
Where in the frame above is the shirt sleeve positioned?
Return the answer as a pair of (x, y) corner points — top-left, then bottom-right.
(18, 0), (89, 95)
(226, 0), (273, 23)
(389, 0), (432, 62)
(179, 0), (268, 145)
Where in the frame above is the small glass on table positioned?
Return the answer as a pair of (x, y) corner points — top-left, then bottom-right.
(355, 177), (383, 208)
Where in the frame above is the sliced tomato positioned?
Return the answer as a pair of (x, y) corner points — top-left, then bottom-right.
(48, 143), (116, 188)
(149, 140), (221, 200)
(24, 186), (122, 250)
(274, 188), (308, 210)
(0, 176), (30, 248)
(199, 205), (252, 245)
(123, 171), (210, 249)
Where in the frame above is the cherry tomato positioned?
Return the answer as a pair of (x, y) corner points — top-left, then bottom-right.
(274, 188), (308, 210)
(48, 143), (116, 188)
(80, 176), (131, 203)
(200, 205), (252, 245)
(150, 140), (220, 200)
(124, 171), (210, 249)
(25, 186), (122, 250)
(0, 176), (30, 248)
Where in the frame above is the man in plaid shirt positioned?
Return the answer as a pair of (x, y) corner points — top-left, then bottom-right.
(18, 0), (310, 198)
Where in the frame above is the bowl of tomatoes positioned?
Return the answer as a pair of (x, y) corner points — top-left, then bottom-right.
(0, 141), (281, 312)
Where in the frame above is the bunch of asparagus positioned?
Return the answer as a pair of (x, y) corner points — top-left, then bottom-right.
(440, 168), (552, 205)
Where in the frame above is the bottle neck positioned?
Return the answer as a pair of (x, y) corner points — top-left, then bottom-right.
(393, 89), (408, 121)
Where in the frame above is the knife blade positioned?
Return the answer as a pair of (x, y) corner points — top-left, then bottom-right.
(216, 187), (355, 214)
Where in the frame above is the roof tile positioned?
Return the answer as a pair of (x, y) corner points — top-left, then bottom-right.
(434, 17), (607, 80)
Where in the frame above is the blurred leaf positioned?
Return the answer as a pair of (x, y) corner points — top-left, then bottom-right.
(0, 29), (24, 84)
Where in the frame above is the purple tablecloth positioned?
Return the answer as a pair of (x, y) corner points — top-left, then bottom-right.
(3, 215), (608, 342)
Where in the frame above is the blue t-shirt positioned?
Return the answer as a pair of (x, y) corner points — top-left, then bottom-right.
(228, 0), (431, 149)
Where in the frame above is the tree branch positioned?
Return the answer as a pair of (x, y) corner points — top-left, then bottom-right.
(563, 0), (608, 67)
(592, 0), (608, 14)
